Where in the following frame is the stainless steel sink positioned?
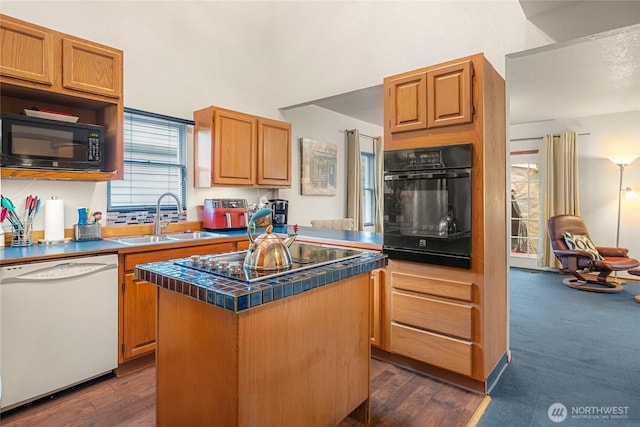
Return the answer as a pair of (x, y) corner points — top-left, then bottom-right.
(108, 231), (225, 246)
(166, 231), (225, 240)
(110, 235), (171, 245)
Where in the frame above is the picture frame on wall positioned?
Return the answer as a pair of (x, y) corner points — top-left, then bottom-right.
(300, 137), (337, 196)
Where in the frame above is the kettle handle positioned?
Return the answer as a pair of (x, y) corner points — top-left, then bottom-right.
(248, 208), (272, 244)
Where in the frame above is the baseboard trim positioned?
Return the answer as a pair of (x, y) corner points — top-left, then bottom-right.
(486, 352), (509, 394)
(466, 395), (491, 427)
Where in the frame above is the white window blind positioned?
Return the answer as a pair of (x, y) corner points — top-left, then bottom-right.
(108, 108), (188, 211)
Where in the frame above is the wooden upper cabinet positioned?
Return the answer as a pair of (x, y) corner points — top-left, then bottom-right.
(427, 60), (473, 128)
(257, 117), (291, 187)
(0, 16), (53, 86)
(386, 59), (473, 133)
(0, 14), (124, 182)
(387, 72), (427, 133)
(62, 37), (122, 99)
(214, 109), (256, 186)
(194, 105), (292, 188)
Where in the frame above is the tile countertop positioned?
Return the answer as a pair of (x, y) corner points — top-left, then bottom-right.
(221, 225), (383, 250)
(135, 249), (387, 313)
(0, 225), (383, 264)
(0, 239), (125, 264)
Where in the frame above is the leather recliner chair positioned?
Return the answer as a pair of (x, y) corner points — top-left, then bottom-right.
(548, 214), (640, 292)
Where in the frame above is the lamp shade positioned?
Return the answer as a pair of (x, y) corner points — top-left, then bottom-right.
(608, 154), (640, 165)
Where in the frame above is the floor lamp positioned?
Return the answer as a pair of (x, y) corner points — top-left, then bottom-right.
(609, 156), (639, 248)
(609, 156), (639, 284)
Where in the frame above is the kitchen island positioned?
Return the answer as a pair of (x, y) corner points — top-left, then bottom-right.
(135, 245), (386, 426)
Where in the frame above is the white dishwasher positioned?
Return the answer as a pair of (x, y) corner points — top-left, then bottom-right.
(0, 253), (118, 412)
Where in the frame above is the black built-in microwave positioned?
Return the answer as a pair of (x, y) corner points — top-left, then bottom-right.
(1, 113), (104, 171)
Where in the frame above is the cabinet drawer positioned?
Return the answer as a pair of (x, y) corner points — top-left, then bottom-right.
(391, 270), (473, 302)
(392, 291), (472, 340)
(125, 243), (234, 271)
(390, 323), (472, 376)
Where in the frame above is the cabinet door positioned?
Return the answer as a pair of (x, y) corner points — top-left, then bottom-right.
(257, 118), (291, 187)
(122, 272), (157, 360)
(387, 72), (427, 133)
(426, 60), (472, 128)
(0, 16), (53, 86)
(213, 109), (256, 186)
(62, 37), (123, 99)
(121, 242), (235, 362)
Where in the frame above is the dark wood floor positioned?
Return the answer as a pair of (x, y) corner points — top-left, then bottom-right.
(1, 358), (484, 426)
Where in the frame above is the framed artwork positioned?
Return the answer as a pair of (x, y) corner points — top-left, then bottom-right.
(300, 137), (337, 196)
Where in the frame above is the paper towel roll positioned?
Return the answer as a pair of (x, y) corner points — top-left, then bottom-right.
(44, 198), (65, 242)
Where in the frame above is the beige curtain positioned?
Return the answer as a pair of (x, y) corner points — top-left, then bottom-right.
(346, 129), (363, 231)
(538, 132), (580, 267)
(373, 136), (384, 232)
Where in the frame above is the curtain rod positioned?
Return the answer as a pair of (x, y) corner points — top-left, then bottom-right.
(510, 132), (590, 142)
(341, 129), (377, 140)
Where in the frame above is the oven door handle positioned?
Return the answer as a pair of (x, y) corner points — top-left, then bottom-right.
(384, 169), (470, 180)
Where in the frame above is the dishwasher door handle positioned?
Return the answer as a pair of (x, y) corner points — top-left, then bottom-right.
(1, 262), (118, 284)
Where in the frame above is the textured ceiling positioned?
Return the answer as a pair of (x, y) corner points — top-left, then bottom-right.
(299, 2), (640, 128)
(508, 23), (640, 124)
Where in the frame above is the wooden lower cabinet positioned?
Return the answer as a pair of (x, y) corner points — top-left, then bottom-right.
(118, 242), (235, 365)
(236, 239), (250, 250)
(392, 292), (472, 340)
(383, 259), (493, 382)
(390, 323), (472, 376)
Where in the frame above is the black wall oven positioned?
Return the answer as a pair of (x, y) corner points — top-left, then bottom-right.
(383, 143), (472, 269)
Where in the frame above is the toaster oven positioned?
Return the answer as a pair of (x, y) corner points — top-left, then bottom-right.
(202, 198), (248, 231)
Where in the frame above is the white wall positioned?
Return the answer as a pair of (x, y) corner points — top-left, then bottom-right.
(269, 0), (552, 108)
(510, 110), (640, 269)
(279, 105), (383, 227)
(0, 1), (552, 233)
(573, 112), (640, 255)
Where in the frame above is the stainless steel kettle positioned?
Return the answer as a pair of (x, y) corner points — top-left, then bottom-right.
(244, 208), (297, 271)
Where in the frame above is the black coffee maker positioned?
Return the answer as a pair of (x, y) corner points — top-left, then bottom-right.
(269, 199), (288, 226)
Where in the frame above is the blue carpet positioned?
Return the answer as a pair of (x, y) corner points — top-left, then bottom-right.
(478, 268), (640, 427)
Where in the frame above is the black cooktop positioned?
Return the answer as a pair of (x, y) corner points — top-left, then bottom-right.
(174, 243), (363, 283)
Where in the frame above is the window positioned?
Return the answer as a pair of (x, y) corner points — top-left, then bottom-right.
(108, 108), (189, 212)
(361, 152), (376, 227)
(510, 159), (539, 258)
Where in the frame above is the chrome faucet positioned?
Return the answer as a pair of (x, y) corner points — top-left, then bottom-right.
(154, 192), (183, 235)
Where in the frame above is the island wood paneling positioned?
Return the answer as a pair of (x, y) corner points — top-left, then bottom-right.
(156, 273), (371, 426)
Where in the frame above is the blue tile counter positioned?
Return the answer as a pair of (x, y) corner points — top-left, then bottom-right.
(135, 249), (387, 313)
(220, 225), (383, 250)
(0, 239), (125, 264)
(0, 225), (382, 265)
